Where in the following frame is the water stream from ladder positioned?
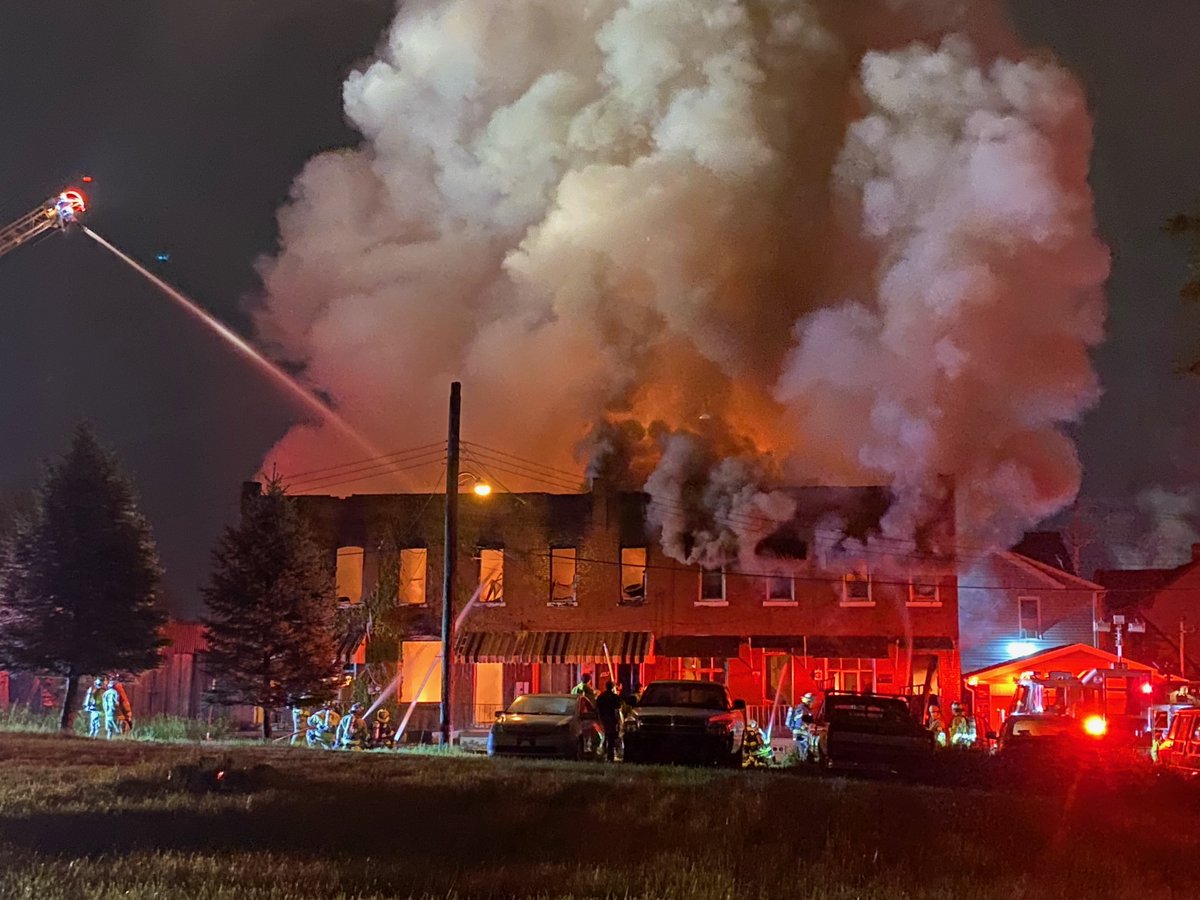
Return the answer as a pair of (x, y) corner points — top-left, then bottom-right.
(83, 227), (380, 462)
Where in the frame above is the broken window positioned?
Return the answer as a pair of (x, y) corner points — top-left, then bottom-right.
(399, 548), (427, 605)
(842, 569), (872, 605)
(549, 547), (577, 606)
(335, 546), (364, 604)
(620, 547), (647, 605)
(698, 567), (725, 604)
(479, 548), (504, 604)
(908, 577), (940, 605)
(765, 574), (795, 603)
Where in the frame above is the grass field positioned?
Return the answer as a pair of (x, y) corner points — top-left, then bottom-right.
(0, 733), (1196, 899)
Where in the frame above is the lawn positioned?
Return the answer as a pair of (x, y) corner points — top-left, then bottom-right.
(0, 733), (1195, 899)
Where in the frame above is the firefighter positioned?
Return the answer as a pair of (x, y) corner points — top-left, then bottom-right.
(306, 704), (341, 749)
(101, 679), (122, 740)
(742, 719), (772, 768)
(787, 692), (817, 762)
(926, 704), (948, 748)
(596, 681), (622, 761)
(336, 703), (368, 750)
(570, 673), (596, 703)
(82, 677), (103, 738)
(113, 679), (134, 734)
(948, 702), (976, 748)
(370, 708), (394, 748)
(290, 704), (309, 746)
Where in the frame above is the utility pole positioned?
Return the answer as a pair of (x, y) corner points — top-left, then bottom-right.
(440, 382), (461, 747)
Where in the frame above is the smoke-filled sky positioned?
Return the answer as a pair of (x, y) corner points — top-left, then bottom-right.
(1, 1), (1199, 615)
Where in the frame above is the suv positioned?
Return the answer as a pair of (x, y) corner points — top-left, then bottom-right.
(623, 680), (747, 766)
(1155, 707), (1200, 775)
(817, 693), (933, 775)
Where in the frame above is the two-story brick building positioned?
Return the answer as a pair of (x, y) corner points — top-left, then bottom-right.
(276, 479), (960, 735)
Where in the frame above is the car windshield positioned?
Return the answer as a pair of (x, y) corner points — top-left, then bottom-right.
(508, 696), (575, 716)
(639, 683), (729, 710)
(1007, 717), (1081, 738)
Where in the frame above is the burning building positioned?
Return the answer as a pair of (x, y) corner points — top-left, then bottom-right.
(271, 478), (960, 734)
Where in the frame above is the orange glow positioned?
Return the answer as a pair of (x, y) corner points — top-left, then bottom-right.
(1082, 715), (1107, 737)
(472, 482), (492, 497)
(966, 676), (979, 687)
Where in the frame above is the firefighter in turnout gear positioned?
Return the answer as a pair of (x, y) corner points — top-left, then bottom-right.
(306, 704), (341, 749)
(290, 705), (309, 746)
(948, 702), (976, 748)
(570, 673), (596, 703)
(787, 692), (817, 762)
(370, 708), (393, 748)
(101, 679), (122, 740)
(926, 704), (948, 748)
(82, 678), (103, 738)
(336, 703), (368, 750)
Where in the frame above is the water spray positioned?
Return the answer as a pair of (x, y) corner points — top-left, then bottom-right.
(78, 227), (382, 461)
(384, 584), (483, 745)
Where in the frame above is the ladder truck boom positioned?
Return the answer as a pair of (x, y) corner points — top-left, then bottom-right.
(0, 189), (87, 261)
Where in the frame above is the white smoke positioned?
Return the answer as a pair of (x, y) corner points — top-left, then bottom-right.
(1113, 487), (1200, 569)
(254, 0), (1108, 565)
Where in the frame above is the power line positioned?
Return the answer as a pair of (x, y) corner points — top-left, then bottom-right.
(288, 455), (446, 494)
(285, 441), (446, 481)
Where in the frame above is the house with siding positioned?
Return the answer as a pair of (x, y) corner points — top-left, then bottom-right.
(1096, 547), (1200, 679)
(957, 543), (1103, 674)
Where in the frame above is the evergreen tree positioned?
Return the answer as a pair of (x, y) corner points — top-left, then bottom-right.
(202, 479), (337, 739)
(0, 425), (166, 731)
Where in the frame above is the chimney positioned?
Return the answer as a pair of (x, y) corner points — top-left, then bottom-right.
(240, 481), (263, 514)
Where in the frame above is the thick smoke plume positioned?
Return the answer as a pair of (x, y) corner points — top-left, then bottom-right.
(255, 0), (1108, 567)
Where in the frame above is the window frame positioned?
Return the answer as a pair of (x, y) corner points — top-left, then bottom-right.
(478, 547), (505, 606)
(840, 570), (874, 607)
(619, 546), (648, 607)
(335, 546), (365, 605)
(696, 566), (728, 607)
(907, 577), (941, 607)
(398, 546), (428, 606)
(764, 573), (797, 606)
(548, 546), (578, 607)
(1018, 595), (1042, 639)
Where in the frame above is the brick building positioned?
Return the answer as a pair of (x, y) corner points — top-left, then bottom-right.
(281, 479), (961, 735)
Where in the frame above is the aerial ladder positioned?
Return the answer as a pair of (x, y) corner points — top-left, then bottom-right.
(0, 189), (87, 261)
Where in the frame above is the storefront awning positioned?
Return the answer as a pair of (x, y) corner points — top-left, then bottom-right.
(655, 635), (742, 658)
(903, 636), (956, 651)
(456, 631), (653, 664)
(803, 636), (891, 659)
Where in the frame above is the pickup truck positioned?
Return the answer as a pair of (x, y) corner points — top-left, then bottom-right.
(817, 693), (933, 775)
(623, 680), (747, 766)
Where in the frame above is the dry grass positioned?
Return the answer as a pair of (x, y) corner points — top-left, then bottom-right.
(0, 733), (1195, 899)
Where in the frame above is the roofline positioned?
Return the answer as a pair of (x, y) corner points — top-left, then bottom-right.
(963, 641), (1156, 679)
(1000, 551), (1104, 592)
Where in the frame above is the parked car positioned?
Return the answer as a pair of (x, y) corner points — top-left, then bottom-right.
(487, 693), (604, 760)
(991, 713), (1111, 769)
(1154, 706), (1200, 775)
(623, 679), (747, 766)
(816, 693), (933, 776)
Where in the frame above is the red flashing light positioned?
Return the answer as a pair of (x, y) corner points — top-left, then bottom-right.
(82, 176), (93, 183)
(1140, 682), (1154, 695)
(1082, 715), (1107, 737)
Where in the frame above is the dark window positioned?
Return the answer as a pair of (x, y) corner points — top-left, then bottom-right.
(699, 567), (725, 603)
(549, 547), (577, 606)
(1018, 597), (1041, 639)
(766, 575), (794, 602)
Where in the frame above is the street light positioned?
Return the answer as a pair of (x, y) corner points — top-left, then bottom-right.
(458, 471), (492, 497)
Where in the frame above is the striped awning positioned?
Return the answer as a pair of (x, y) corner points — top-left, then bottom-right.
(456, 631), (653, 664)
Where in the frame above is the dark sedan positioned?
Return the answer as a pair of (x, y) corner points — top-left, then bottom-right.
(623, 680), (747, 766)
(487, 693), (605, 760)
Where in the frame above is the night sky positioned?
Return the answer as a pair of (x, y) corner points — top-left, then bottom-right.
(1, 1), (1198, 618)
